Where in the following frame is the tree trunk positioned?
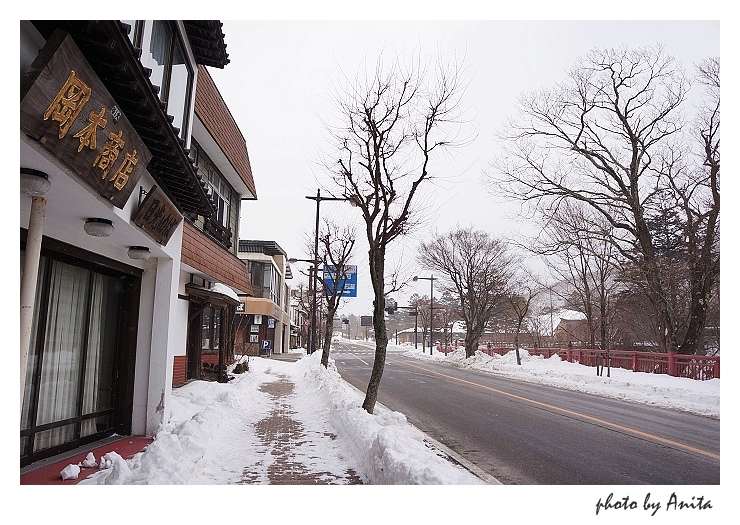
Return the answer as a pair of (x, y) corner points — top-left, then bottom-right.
(680, 265), (715, 354)
(321, 313), (335, 368)
(633, 199), (675, 353)
(463, 324), (481, 358)
(362, 247), (387, 414)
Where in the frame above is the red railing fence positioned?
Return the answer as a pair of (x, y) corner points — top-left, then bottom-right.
(432, 344), (719, 381)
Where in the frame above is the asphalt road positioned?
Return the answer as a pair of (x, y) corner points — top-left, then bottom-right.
(331, 340), (720, 485)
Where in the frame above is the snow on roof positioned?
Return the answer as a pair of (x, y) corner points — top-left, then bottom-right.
(558, 309), (587, 321)
(210, 282), (239, 301)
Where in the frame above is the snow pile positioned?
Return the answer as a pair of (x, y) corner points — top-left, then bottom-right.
(404, 346), (720, 418)
(80, 452), (97, 468)
(60, 463), (80, 481)
(79, 368), (272, 485)
(298, 352), (482, 484)
(76, 350), (479, 485)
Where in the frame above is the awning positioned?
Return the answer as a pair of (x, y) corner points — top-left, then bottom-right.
(185, 282), (240, 307)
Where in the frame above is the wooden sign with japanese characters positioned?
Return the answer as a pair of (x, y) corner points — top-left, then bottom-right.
(132, 185), (183, 245)
(20, 29), (151, 209)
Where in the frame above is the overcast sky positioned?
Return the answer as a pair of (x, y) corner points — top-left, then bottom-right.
(205, 17), (719, 316)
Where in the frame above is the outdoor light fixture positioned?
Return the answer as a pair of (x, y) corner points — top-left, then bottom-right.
(20, 168), (51, 196)
(84, 218), (114, 237)
(127, 246), (151, 260)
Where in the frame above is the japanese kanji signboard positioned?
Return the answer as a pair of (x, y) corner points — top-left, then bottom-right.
(20, 29), (151, 209)
(132, 185), (182, 245)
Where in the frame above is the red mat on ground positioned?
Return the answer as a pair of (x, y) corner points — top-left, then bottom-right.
(20, 436), (153, 485)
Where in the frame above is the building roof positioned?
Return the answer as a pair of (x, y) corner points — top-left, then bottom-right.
(238, 240), (288, 257)
(28, 20), (228, 217)
(194, 65), (257, 199)
(182, 21), (229, 68)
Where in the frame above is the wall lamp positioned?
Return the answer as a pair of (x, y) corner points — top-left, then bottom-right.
(127, 246), (151, 260)
(84, 218), (114, 237)
(20, 168), (51, 196)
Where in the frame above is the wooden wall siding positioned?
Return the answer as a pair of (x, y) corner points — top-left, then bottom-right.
(182, 221), (252, 294)
(172, 356), (187, 387)
(194, 65), (257, 197)
(201, 354), (220, 365)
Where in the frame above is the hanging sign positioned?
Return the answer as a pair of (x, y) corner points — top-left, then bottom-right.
(20, 30), (151, 209)
(132, 186), (182, 245)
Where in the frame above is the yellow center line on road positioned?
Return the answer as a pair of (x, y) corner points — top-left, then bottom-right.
(390, 358), (720, 460)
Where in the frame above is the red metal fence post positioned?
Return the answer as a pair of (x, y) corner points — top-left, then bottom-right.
(668, 350), (677, 377)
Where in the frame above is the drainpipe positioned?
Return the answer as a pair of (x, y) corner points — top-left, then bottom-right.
(20, 169), (50, 416)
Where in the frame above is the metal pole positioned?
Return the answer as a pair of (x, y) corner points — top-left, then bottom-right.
(20, 196), (46, 414)
(307, 266), (314, 353)
(430, 278), (433, 355)
(414, 310), (418, 349)
(429, 275), (434, 355)
(310, 189), (321, 354)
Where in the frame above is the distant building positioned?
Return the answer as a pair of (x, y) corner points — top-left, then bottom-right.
(236, 240), (293, 356)
(554, 318), (590, 346)
(289, 299), (308, 349)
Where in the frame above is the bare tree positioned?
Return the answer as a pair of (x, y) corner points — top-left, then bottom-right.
(535, 201), (621, 350)
(290, 279), (312, 350)
(506, 269), (542, 365)
(326, 50), (471, 413)
(436, 290), (461, 348)
(315, 220), (356, 368)
(487, 45), (719, 354)
(662, 56), (720, 354)
(409, 293), (431, 349)
(418, 226), (515, 358)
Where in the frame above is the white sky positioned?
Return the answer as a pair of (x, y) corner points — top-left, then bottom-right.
(49, 341), (722, 523)
(204, 16), (720, 315)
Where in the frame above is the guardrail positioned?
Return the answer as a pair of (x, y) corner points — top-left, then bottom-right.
(454, 345), (720, 381)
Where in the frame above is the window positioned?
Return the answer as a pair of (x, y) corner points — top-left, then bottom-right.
(247, 260), (280, 305)
(191, 140), (235, 244)
(135, 21), (195, 140)
(201, 306), (221, 355)
(208, 175), (232, 229)
(249, 261), (265, 290)
(21, 253), (127, 463)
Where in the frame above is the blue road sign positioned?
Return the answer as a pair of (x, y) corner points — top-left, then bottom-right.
(323, 265), (357, 298)
(260, 339), (272, 350)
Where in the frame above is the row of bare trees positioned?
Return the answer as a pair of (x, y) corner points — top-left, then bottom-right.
(308, 44), (718, 414)
(485, 46), (719, 355)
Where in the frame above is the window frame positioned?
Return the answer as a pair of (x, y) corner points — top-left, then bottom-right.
(191, 140), (236, 246)
(126, 20), (196, 141)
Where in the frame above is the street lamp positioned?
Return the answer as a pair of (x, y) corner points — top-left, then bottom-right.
(288, 257), (319, 354)
(300, 189), (357, 355)
(413, 275), (436, 355)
